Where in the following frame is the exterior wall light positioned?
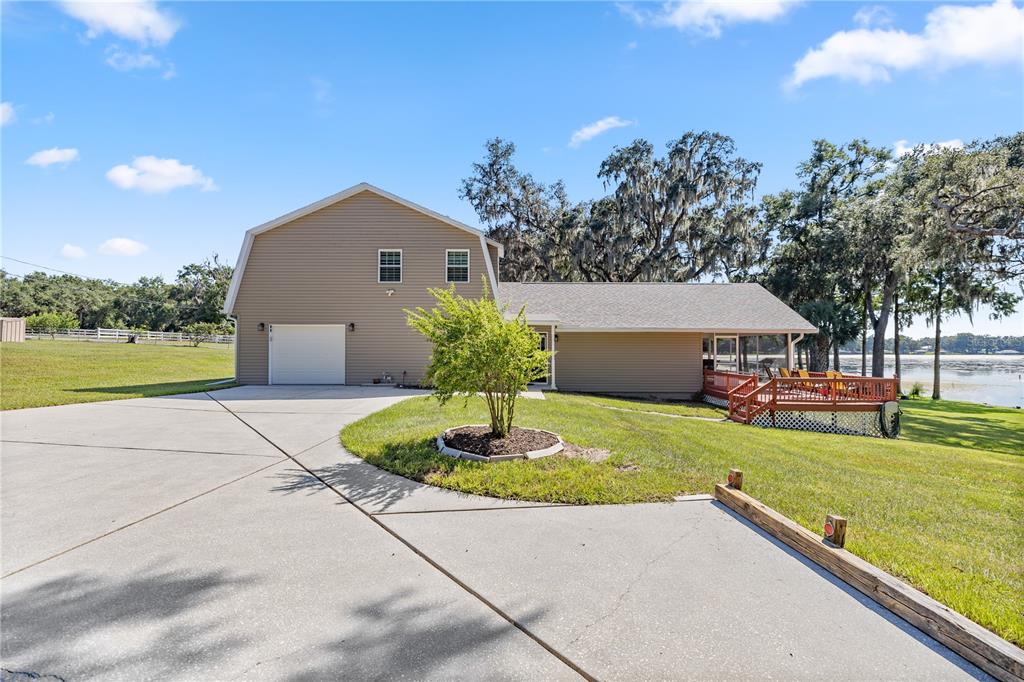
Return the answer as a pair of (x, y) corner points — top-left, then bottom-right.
(349, 322), (356, 332)
(257, 322), (265, 332)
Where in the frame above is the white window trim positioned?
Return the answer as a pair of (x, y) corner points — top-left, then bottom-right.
(445, 248), (471, 284)
(378, 248), (403, 284)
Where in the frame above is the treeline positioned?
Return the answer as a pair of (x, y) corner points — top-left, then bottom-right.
(0, 256), (233, 332)
(461, 131), (1024, 398)
(841, 334), (1024, 355)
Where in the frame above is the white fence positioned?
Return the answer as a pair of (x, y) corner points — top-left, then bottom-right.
(26, 327), (235, 344)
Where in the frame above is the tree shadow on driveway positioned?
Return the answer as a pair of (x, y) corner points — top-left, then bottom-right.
(284, 586), (552, 681)
(1, 564), (255, 680)
(270, 458), (436, 513)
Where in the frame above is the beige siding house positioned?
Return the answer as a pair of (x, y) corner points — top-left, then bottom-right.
(224, 183), (816, 395)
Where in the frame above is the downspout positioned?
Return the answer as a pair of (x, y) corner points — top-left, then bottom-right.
(789, 334), (805, 370)
(229, 315), (239, 382)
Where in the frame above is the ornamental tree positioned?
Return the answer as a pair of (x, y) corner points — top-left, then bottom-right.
(406, 283), (551, 438)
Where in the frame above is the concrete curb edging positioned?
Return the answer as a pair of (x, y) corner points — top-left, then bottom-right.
(437, 425), (564, 462)
(714, 482), (1024, 682)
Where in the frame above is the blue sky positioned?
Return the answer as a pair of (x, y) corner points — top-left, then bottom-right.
(2, 0), (1022, 336)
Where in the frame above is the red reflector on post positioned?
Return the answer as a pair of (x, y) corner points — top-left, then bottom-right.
(824, 521), (834, 537)
(727, 471), (735, 484)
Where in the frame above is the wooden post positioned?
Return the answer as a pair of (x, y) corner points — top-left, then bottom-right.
(727, 468), (743, 490)
(824, 514), (847, 547)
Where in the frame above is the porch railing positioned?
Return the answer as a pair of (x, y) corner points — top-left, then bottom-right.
(703, 369), (757, 398)
(705, 369), (899, 423)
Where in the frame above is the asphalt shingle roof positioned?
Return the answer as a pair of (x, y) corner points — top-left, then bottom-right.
(498, 282), (817, 334)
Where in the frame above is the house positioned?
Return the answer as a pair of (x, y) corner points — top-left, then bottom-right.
(223, 183), (817, 397)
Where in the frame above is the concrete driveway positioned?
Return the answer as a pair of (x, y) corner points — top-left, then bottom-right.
(1, 386), (988, 680)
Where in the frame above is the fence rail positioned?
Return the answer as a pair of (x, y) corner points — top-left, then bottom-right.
(26, 327), (235, 344)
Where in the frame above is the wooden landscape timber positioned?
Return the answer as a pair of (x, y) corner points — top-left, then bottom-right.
(714, 475), (1024, 682)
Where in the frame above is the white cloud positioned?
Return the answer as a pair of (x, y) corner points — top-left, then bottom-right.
(106, 156), (218, 193)
(569, 116), (635, 148)
(104, 45), (176, 78)
(853, 5), (894, 28)
(61, 244), (87, 259)
(32, 112), (56, 125)
(59, 0), (179, 46)
(626, 40), (639, 50)
(893, 138), (964, 157)
(105, 44), (161, 71)
(25, 147), (80, 168)
(1, 102), (15, 126)
(98, 238), (148, 256)
(788, 0), (1024, 88)
(619, 0), (799, 37)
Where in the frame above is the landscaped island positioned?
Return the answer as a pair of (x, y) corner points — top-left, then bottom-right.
(341, 393), (1023, 647)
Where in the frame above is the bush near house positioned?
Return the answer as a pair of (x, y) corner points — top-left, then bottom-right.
(406, 284), (550, 437)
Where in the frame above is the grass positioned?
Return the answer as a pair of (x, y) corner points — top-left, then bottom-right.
(562, 392), (726, 419)
(899, 397), (1024, 456)
(341, 391), (1023, 645)
(1, 340), (236, 409)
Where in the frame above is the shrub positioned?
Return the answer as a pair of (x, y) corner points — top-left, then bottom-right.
(910, 382), (924, 398)
(25, 312), (78, 339)
(406, 282), (551, 437)
(183, 322), (230, 347)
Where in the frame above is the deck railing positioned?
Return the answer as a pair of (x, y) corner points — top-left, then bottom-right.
(704, 368), (899, 423)
(703, 369), (757, 398)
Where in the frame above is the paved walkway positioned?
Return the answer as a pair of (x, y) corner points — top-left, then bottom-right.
(1, 386), (989, 680)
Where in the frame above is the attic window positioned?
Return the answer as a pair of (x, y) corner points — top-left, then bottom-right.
(379, 249), (402, 283)
(446, 249), (469, 283)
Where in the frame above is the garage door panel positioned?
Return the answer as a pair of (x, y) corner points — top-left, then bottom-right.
(270, 325), (345, 384)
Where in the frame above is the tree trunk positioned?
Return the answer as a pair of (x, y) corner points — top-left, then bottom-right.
(932, 274), (944, 400)
(871, 271), (897, 377)
(861, 291), (868, 376)
(893, 291), (902, 394)
(833, 341), (840, 375)
(809, 334), (829, 372)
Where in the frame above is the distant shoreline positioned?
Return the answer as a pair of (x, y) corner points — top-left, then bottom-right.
(837, 352), (1023, 356)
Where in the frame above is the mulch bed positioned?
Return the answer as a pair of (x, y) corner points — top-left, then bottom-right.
(443, 425), (558, 458)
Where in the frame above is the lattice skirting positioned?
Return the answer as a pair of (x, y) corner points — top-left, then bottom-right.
(703, 395), (730, 408)
(750, 409), (891, 438)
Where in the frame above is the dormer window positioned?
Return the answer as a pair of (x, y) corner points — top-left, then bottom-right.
(378, 249), (402, 283)
(446, 249), (469, 283)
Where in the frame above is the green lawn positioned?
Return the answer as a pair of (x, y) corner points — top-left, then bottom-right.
(1, 340), (235, 410)
(341, 392), (1023, 645)
(562, 392), (726, 419)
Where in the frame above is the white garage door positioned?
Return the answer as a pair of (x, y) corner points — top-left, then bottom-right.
(270, 324), (345, 384)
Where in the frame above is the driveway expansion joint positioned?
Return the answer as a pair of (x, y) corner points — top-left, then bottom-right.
(204, 391), (594, 681)
(1, 439), (284, 460)
(371, 504), (569, 516)
(1, 459), (282, 579)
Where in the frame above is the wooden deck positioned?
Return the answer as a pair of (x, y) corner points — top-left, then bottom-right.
(704, 369), (899, 426)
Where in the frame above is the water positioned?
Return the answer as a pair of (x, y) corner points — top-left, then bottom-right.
(838, 354), (1024, 408)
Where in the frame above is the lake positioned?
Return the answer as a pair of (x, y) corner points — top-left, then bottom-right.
(838, 354), (1024, 408)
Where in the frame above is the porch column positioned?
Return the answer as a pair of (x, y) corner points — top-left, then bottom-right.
(549, 324), (557, 390)
(786, 333), (793, 370)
